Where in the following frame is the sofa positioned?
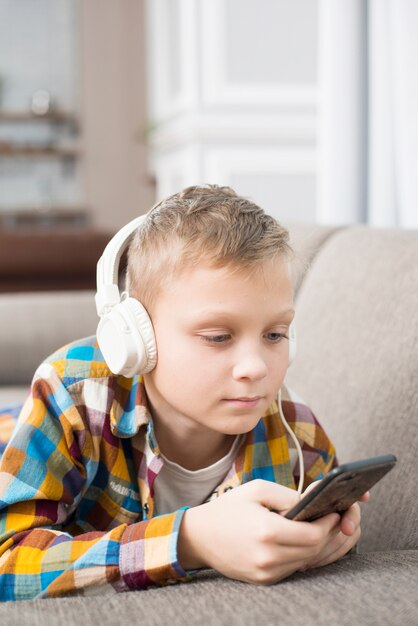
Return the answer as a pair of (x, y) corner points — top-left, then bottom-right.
(0, 223), (417, 625)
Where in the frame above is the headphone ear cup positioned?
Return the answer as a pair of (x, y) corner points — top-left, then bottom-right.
(288, 322), (297, 366)
(96, 297), (157, 377)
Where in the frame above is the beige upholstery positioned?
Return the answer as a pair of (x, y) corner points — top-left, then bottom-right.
(286, 222), (344, 294)
(0, 552), (416, 625)
(0, 290), (97, 386)
(286, 226), (418, 553)
(0, 224), (416, 622)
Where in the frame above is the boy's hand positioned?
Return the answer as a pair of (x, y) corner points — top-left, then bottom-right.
(178, 479), (343, 585)
(298, 483), (370, 570)
(301, 500), (362, 569)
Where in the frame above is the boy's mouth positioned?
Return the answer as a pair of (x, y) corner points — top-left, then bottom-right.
(223, 396), (262, 408)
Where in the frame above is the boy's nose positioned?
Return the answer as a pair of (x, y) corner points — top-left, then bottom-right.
(232, 352), (268, 381)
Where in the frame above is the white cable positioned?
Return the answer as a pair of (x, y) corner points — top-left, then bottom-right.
(278, 388), (304, 495)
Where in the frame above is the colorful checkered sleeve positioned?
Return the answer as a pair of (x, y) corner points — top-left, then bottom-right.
(0, 363), (188, 601)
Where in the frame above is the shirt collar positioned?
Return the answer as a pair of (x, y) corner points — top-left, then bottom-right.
(110, 375), (154, 440)
(110, 377), (295, 490)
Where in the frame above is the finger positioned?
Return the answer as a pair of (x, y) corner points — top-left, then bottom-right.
(258, 542), (325, 570)
(267, 510), (341, 547)
(250, 557), (307, 585)
(269, 522), (345, 575)
(358, 491), (370, 502)
(340, 502), (361, 536)
(311, 527), (361, 568)
(249, 479), (301, 513)
(310, 527), (358, 568)
(251, 540), (337, 581)
(303, 480), (321, 495)
(310, 511), (342, 535)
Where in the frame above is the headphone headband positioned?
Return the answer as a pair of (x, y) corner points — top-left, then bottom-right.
(95, 215), (146, 317)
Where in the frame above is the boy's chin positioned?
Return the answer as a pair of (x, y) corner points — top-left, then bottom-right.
(218, 415), (263, 436)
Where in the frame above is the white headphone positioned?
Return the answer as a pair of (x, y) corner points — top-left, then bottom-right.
(95, 214), (297, 377)
(95, 214), (157, 378)
(288, 321), (297, 367)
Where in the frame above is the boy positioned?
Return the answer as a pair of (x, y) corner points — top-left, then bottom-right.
(0, 185), (363, 601)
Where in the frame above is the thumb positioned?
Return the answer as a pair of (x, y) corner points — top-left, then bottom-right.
(303, 479), (321, 496)
(246, 479), (301, 514)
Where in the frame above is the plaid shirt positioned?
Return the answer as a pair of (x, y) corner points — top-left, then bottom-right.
(0, 335), (336, 601)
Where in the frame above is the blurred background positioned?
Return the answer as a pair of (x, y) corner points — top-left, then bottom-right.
(0, 0), (417, 292)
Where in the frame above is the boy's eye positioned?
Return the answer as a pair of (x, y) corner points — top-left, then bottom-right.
(265, 332), (288, 343)
(200, 334), (231, 344)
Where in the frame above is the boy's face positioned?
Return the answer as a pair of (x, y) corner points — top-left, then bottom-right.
(143, 257), (294, 437)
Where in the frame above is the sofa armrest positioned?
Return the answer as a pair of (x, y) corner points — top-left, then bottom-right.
(0, 290), (98, 386)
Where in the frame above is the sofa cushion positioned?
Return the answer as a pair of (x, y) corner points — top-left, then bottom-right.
(0, 385), (29, 406)
(0, 291), (98, 386)
(287, 223), (344, 293)
(287, 226), (418, 552)
(0, 551), (416, 624)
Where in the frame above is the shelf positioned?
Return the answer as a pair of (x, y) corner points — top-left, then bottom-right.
(0, 143), (80, 158)
(0, 109), (80, 158)
(0, 207), (89, 231)
(0, 110), (79, 126)
(0, 206), (87, 216)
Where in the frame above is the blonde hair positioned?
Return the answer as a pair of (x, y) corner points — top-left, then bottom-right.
(126, 185), (292, 311)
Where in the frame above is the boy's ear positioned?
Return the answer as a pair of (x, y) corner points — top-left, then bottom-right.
(288, 322), (297, 365)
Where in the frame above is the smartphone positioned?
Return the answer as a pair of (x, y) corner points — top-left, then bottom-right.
(285, 454), (397, 522)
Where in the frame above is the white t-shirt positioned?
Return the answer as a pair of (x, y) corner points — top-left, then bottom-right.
(154, 435), (245, 515)
(154, 434), (298, 515)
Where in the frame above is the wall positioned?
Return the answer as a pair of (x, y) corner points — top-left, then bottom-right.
(80, 0), (155, 231)
(145, 0), (319, 224)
